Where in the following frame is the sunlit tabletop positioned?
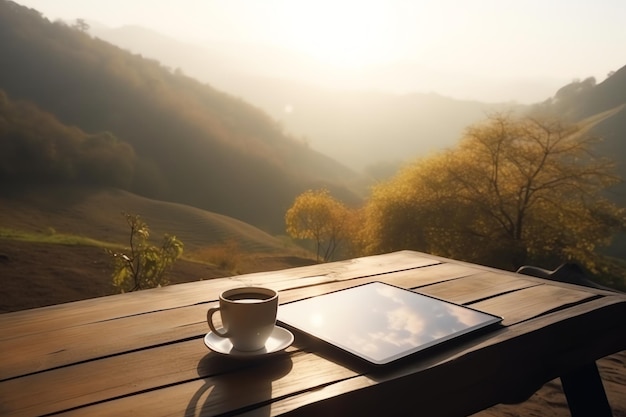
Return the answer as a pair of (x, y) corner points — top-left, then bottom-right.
(1, 250), (625, 416)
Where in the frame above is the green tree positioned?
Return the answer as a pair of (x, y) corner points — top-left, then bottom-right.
(0, 89), (138, 187)
(109, 213), (184, 292)
(362, 113), (625, 274)
(285, 189), (351, 262)
(78, 131), (135, 188)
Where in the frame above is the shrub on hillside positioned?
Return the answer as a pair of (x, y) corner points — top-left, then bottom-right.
(108, 213), (183, 292)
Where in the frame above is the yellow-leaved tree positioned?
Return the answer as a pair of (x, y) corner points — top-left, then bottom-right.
(285, 189), (352, 262)
(362, 113), (625, 279)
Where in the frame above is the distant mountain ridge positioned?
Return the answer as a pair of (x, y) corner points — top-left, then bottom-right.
(0, 1), (362, 233)
(91, 22), (624, 187)
(88, 24), (527, 172)
(536, 66), (626, 206)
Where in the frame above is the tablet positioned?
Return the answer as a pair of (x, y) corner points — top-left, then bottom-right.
(277, 281), (502, 365)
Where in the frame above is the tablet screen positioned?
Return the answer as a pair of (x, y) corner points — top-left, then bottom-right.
(278, 281), (502, 365)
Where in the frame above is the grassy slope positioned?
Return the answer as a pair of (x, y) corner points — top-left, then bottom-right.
(0, 184), (316, 312)
(0, 184), (307, 253)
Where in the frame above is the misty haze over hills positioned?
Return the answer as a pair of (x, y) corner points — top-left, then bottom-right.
(89, 24), (567, 103)
(2, 1), (625, 274)
(3, 1), (624, 228)
(89, 24), (531, 172)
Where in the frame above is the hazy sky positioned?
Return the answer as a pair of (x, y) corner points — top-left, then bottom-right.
(16, 0), (626, 102)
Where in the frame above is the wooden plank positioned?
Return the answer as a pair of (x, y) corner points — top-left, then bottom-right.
(0, 273), (331, 343)
(31, 351), (363, 417)
(278, 262), (482, 303)
(0, 302), (211, 380)
(238, 250), (440, 286)
(404, 251), (620, 294)
(0, 337), (210, 417)
(415, 271), (541, 305)
(0, 277), (236, 341)
(244, 376), (377, 417)
(471, 284), (597, 325)
(0, 337), (297, 417)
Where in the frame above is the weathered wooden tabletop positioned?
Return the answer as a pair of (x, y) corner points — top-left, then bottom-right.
(1, 250), (625, 416)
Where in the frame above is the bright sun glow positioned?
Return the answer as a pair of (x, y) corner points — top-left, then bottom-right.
(280, 1), (394, 69)
(14, 0), (626, 102)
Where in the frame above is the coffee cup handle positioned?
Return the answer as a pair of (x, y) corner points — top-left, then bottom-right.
(206, 307), (230, 337)
(207, 307), (230, 337)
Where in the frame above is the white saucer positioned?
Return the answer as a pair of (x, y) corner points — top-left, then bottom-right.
(204, 326), (294, 358)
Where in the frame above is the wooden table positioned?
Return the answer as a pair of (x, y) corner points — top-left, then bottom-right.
(1, 250), (625, 416)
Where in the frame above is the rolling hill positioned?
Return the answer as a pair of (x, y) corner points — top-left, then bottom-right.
(0, 185), (297, 254)
(0, 184), (317, 313)
(0, 1), (362, 233)
(535, 66), (626, 206)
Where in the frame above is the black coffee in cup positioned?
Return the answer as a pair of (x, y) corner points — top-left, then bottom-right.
(226, 292), (273, 303)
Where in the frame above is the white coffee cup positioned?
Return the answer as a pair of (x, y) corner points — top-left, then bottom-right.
(207, 287), (278, 351)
